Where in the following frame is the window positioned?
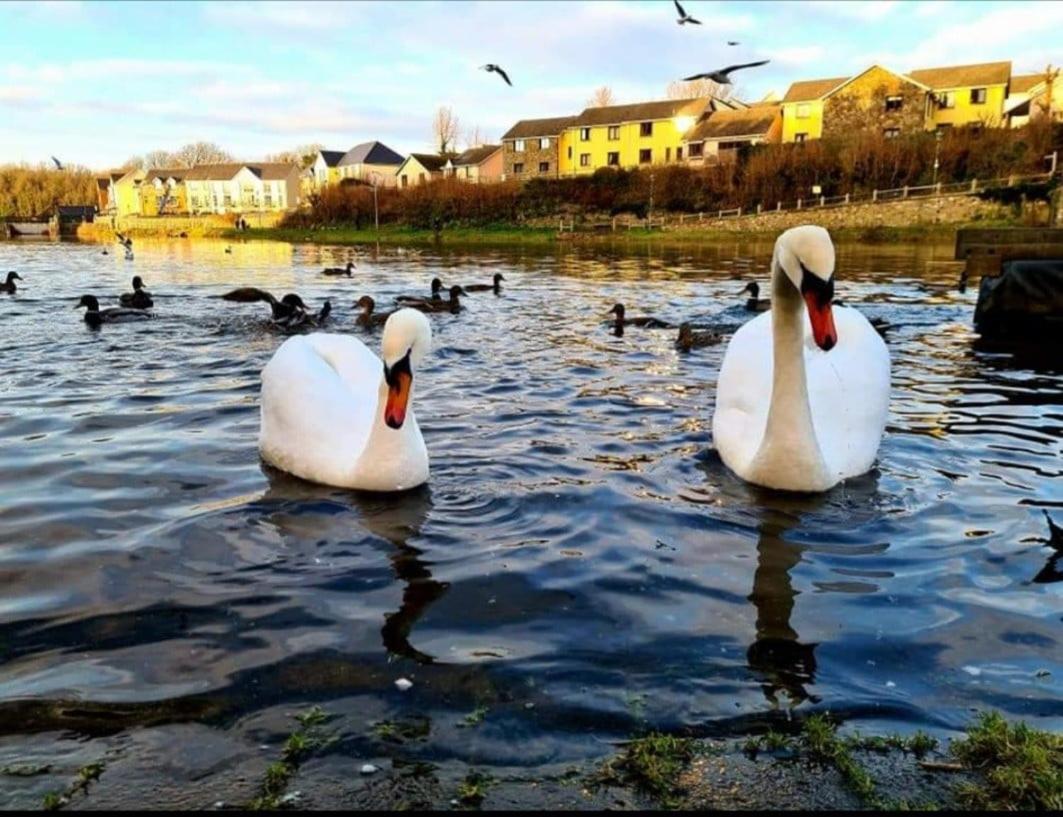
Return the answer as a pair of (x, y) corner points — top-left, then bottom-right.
(688, 142), (704, 158)
(419, 173), (425, 183)
(936, 123), (953, 133)
(567, 146), (572, 159)
(666, 147), (672, 161)
(401, 175), (408, 188)
(640, 121), (653, 137)
(514, 139), (526, 152)
(885, 95), (903, 111)
(937, 91), (955, 109)
(579, 153), (590, 167)
(794, 133), (808, 143)
(677, 147), (683, 160)
(796, 103), (811, 119)
(540, 138), (550, 149)
(639, 148), (652, 164)
(223, 193), (232, 207)
(970, 87), (987, 105)
(607, 125), (620, 140)
(539, 161), (549, 172)
(883, 127), (900, 139)
(607, 151), (620, 166)
(580, 127), (591, 141)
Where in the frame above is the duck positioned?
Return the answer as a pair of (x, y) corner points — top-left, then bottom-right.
(259, 308), (433, 491)
(607, 303), (673, 331)
(408, 285), (466, 314)
(355, 295), (393, 328)
(713, 225), (890, 492)
(75, 294), (152, 328)
(1, 271), (21, 294)
(395, 277), (444, 306)
(322, 260), (355, 277)
(464, 273), (505, 293)
(119, 275), (154, 309)
(742, 281), (771, 312)
(220, 287), (329, 328)
(675, 322), (723, 352)
(116, 232), (132, 250)
(225, 246), (233, 255)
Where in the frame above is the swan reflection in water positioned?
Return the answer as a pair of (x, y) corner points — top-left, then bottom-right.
(260, 465), (449, 664)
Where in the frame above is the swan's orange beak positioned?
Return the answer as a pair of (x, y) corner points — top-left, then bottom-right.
(385, 369), (412, 429)
(804, 293), (837, 351)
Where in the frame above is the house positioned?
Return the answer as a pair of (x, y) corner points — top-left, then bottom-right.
(683, 103), (782, 163)
(94, 170), (126, 213)
(113, 167), (147, 217)
(501, 116), (575, 180)
(907, 60), (1012, 131)
(559, 97), (712, 174)
(395, 154), (447, 188)
(184, 163), (301, 214)
(140, 168), (188, 216)
(305, 149), (346, 192)
(820, 65), (929, 140)
(446, 145), (503, 183)
(337, 141), (405, 186)
(780, 76), (850, 142)
(1006, 70), (1063, 127)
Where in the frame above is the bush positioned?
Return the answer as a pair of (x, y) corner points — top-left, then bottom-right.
(0, 164), (98, 218)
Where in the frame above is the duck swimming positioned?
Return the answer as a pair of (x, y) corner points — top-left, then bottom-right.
(465, 273), (505, 293)
(1, 271), (21, 294)
(607, 303), (673, 331)
(713, 225), (890, 493)
(220, 287), (329, 328)
(675, 322), (723, 352)
(355, 295), (393, 328)
(408, 285), (466, 314)
(322, 261), (355, 277)
(119, 275), (154, 309)
(396, 277), (444, 306)
(75, 294), (152, 327)
(742, 281), (771, 312)
(259, 308), (433, 491)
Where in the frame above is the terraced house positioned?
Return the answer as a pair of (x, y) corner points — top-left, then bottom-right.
(501, 116), (574, 180)
(140, 168), (187, 216)
(909, 61), (1012, 131)
(683, 102), (782, 164)
(1005, 69), (1063, 127)
(184, 163), (301, 214)
(559, 98), (710, 175)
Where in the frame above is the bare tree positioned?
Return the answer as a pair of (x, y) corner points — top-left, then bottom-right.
(667, 78), (734, 101)
(143, 149), (177, 169)
(171, 141), (234, 168)
(432, 106), (460, 156)
(463, 125), (491, 149)
(1038, 64), (1060, 119)
(267, 143), (325, 168)
(587, 86), (616, 107)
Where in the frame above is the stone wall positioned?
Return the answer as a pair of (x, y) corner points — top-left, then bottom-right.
(822, 67), (926, 138)
(503, 137), (560, 180)
(77, 211), (286, 240)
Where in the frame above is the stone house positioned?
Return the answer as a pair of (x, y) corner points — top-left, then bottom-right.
(501, 116), (575, 180)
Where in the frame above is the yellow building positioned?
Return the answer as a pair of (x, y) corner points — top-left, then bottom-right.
(908, 61), (1012, 130)
(558, 98), (711, 175)
(819, 65), (930, 139)
(1005, 69), (1063, 127)
(184, 163), (301, 214)
(140, 169), (188, 216)
(113, 168), (146, 217)
(303, 150), (345, 196)
(780, 76), (849, 142)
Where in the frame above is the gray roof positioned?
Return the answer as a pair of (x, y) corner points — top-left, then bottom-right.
(317, 150), (346, 167)
(339, 141), (405, 167)
(453, 145), (502, 166)
(401, 153), (448, 173)
(502, 116), (576, 139)
(572, 98), (708, 127)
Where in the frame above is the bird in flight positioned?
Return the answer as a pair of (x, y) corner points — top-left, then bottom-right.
(673, 0), (701, 24)
(727, 41), (740, 46)
(51, 156), (63, 170)
(480, 64), (512, 87)
(683, 60), (770, 85)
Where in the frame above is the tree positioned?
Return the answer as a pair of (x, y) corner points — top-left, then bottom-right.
(143, 149), (177, 169)
(667, 78), (734, 101)
(463, 125), (490, 149)
(171, 141), (234, 168)
(267, 143), (325, 168)
(432, 106), (460, 155)
(587, 86), (616, 107)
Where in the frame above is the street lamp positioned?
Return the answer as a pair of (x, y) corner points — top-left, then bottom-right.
(933, 129), (942, 185)
(369, 171), (381, 232)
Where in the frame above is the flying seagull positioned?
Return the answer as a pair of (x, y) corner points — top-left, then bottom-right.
(480, 64), (512, 87)
(727, 41), (740, 46)
(51, 156), (63, 170)
(673, 0), (701, 24)
(683, 59), (770, 85)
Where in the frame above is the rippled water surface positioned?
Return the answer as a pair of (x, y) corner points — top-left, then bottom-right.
(0, 237), (1060, 800)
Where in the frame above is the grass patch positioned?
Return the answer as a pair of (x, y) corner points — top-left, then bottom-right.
(38, 760), (106, 810)
(457, 705), (489, 729)
(600, 733), (696, 808)
(371, 716), (431, 744)
(951, 711), (1063, 810)
(457, 770), (493, 806)
(801, 714), (878, 806)
(248, 705), (334, 810)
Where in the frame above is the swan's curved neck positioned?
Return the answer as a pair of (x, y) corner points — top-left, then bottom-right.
(353, 376), (422, 486)
(748, 260), (830, 489)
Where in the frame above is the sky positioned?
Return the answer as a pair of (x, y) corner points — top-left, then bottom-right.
(0, 0), (1060, 170)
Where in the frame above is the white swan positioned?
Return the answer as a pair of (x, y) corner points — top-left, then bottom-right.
(712, 225), (890, 492)
(259, 308), (432, 491)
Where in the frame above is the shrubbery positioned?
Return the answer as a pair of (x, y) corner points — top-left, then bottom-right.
(0, 164), (98, 219)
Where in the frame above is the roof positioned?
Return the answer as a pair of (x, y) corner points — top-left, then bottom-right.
(144, 168), (187, 183)
(317, 150), (346, 167)
(339, 141), (405, 167)
(1010, 73), (1046, 94)
(115, 167), (145, 185)
(453, 145), (502, 166)
(401, 153), (448, 173)
(249, 163), (299, 180)
(183, 163), (297, 181)
(782, 76), (849, 103)
(685, 104), (781, 141)
(571, 98), (708, 127)
(502, 116), (576, 139)
(825, 64), (931, 98)
(56, 205), (95, 216)
(907, 60), (1011, 89)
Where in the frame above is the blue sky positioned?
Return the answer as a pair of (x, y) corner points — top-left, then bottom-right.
(1, 0), (1059, 169)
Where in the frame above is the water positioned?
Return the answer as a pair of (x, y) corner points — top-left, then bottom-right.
(0, 237), (1060, 800)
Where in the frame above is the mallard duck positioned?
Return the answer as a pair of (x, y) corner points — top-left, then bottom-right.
(355, 295), (393, 328)
(396, 277), (444, 306)
(465, 273), (505, 293)
(742, 281), (771, 312)
(75, 294), (151, 327)
(607, 303), (673, 331)
(1, 271), (21, 294)
(675, 322), (723, 352)
(322, 261), (355, 277)
(220, 287), (328, 328)
(119, 275), (154, 309)
(408, 285), (466, 314)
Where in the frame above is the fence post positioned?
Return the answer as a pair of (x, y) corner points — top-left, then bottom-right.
(872, 189), (878, 202)
(737, 206), (742, 217)
(699, 212), (704, 223)
(903, 185), (908, 198)
(936, 182), (942, 196)
(845, 193), (850, 204)
(970, 179), (977, 193)
(1007, 175), (1015, 186)
(612, 216), (617, 232)
(820, 195), (825, 207)
(797, 198), (802, 210)
(756, 203), (762, 215)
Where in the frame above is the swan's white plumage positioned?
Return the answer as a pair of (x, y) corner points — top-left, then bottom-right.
(712, 227), (890, 492)
(259, 311), (431, 491)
